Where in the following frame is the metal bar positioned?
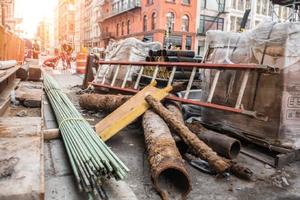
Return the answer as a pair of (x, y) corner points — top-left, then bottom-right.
(167, 66), (177, 86)
(235, 69), (250, 109)
(134, 66), (144, 89)
(121, 65), (132, 88)
(94, 64), (102, 83)
(111, 65), (120, 86)
(97, 61), (274, 71)
(92, 83), (137, 93)
(151, 65), (159, 82)
(184, 67), (197, 99)
(91, 83), (243, 114)
(101, 64), (110, 84)
(207, 70), (221, 103)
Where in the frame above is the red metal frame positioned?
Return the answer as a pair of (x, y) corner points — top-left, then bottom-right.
(91, 61), (276, 115)
(92, 82), (243, 114)
(97, 61), (275, 71)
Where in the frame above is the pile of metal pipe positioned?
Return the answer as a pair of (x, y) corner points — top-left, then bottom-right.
(43, 73), (129, 198)
(147, 50), (201, 63)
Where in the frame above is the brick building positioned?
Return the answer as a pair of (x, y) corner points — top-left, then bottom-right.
(36, 19), (50, 52)
(98, 0), (197, 50)
(56, 0), (76, 46)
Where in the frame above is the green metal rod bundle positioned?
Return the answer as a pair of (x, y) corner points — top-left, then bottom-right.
(43, 73), (129, 198)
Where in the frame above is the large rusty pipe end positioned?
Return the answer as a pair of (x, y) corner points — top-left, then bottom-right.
(143, 110), (191, 200)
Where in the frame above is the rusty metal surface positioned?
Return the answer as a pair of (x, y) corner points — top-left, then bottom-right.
(79, 93), (130, 112)
(166, 103), (241, 159)
(186, 122), (241, 159)
(143, 110), (191, 200)
(97, 61), (276, 71)
(145, 95), (231, 173)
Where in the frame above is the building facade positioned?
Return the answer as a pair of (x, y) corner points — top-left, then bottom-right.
(36, 19), (50, 52)
(0, 0), (21, 33)
(56, 0), (76, 47)
(97, 0), (197, 50)
(74, 0), (84, 52)
(195, 0), (292, 56)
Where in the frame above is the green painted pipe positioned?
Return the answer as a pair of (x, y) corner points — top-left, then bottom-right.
(43, 72), (129, 198)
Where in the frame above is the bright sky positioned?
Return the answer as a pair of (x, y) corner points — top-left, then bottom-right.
(15, 0), (58, 38)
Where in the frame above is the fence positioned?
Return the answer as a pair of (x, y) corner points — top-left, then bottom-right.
(0, 25), (24, 62)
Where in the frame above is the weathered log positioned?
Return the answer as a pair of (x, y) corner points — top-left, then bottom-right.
(145, 95), (230, 173)
(28, 65), (41, 81)
(143, 110), (191, 200)
(16, 64), (29, 81)
(79, 93), (131, 112)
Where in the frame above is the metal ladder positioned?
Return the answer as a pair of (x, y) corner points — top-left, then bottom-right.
(92, 60), (278, 119)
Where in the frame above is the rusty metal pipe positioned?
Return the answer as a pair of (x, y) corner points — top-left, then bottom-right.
(145, 95), (231, 173)
(166, 103), (241, 159)
(79, 93), (131, 112)
(143, 110), (191, 200)
(186, 122), (241, 159)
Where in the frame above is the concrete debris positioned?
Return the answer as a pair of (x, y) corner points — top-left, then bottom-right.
(0, 157), (19, 179)
(270, 169), (291, 188)
(16, 110), (27, 117)
(15, 82), (42, 108)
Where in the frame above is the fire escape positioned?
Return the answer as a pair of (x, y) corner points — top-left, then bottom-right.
(197, 0), (227, 35)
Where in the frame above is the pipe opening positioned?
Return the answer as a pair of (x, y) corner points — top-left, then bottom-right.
(157, 168), (190, 199)
(229, 141), (241, 159)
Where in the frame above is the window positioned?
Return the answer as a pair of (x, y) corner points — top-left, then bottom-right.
(197, 40), (205, 56)
(238, 0), (244, 11)
(143, 15), (147, 32)
(231, 0), (237, 9)
(186, 36), (192, 50)
(257, 0), (261, 14)
(182, 0), (190, 5)
(199, 15), (224, 34)
(166, 12), (175, 31)
(246, 0), (251, 9)
(151, 12), (157, 30)
(121, 21), (125, 35)
(262, 0), (268, 14)
(201, 0), (206, 9)
(181, 15), (189, 32)
(230, 16), (235, 31)
(235, 17), (242, 31)
(147, 0), (153, 4)
(127, 20), (131, 34)
(200, 0), (224, 12)
(268, 3), (273, 16)
(116, 23), (119, 36)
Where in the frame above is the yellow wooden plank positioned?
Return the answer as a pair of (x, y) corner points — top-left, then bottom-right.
(95, 82), (172, 141)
